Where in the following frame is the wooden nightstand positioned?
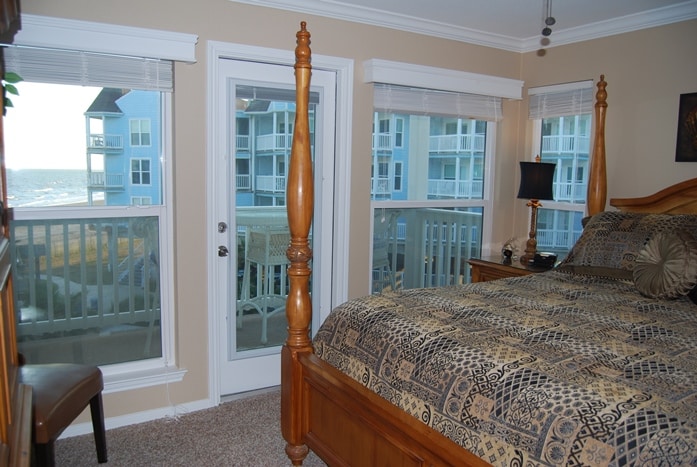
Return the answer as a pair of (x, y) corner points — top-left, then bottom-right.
(468, 256), (547, 283)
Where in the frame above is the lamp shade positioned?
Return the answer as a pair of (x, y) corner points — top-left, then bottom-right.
(517, 161), (556, 200)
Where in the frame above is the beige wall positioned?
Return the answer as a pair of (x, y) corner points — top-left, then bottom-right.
(20, 0), (697, 421)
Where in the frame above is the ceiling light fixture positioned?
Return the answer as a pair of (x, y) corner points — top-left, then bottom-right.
(541, 0), (555, 37)
(537, 0), (556, 55)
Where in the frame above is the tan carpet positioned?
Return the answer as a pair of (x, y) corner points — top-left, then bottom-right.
(55, 388), (327, 466)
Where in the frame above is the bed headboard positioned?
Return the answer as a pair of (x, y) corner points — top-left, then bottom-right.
(610, 177), (697, 214)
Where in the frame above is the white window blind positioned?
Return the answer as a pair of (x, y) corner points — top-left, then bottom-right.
(528, 80), (594, 119)
(374, 84), (502, 121)
(3, 46), (173, 92)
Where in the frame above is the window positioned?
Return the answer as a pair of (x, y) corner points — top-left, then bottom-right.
(0, 16), (195, 381)
(393, 161), (403, 191)
(394, 117), (404, 147)
(529, 80), (594, 257)
(369, 85), (503, 292)
(130, 119), (152, 146)
(131, 158), (152, 185)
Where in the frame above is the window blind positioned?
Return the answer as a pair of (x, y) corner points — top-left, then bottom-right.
(3, 46), (173, 92)
(528, 80), (594, 119)
(374, 84), (502, 121)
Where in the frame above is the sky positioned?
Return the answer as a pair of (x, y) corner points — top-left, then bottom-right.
(4, 82), (102, 170)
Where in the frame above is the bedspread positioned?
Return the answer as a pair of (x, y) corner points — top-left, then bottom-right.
(314, 271), (697, 466)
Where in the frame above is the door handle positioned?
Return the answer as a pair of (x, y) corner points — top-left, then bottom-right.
(218, 245), (229, 257)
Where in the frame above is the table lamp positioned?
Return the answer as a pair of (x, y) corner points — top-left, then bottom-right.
(517, 155), (556, 265)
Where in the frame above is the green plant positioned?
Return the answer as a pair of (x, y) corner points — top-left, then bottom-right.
(2, 70), (22, 115)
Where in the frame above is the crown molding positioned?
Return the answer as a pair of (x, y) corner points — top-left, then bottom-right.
(229, 0), (697, 53)
(520, 0), (697, 52)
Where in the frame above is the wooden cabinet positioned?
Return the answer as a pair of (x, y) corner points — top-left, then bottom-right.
(468, 256), (542, 283)
(0, 2), (31, 466)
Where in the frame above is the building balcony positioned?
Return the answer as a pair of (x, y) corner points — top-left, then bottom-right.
(88, 171), (125, 191)
(542, 135), (590, 153)
(256, 133), (291, 152)
(427, 179), (483, 199)
(87, 133), (123, 153)
(372, 177), (391, 195)
(11, 216), (162, 364)
(373, 133), (392, 151)
(429, 134), (485, 153)
(255, 175), (286, 192)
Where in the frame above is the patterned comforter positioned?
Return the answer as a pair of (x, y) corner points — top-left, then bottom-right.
(314, 271), (697, 466)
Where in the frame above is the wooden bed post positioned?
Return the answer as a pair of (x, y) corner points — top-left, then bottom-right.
(281, 21), (313, 466)
(586, 75), (607, 216)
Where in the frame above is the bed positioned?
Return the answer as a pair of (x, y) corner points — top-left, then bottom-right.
(281, 22), (697, 466)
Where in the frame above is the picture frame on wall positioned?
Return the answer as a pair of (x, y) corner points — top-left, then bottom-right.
(675, 92), (697, 162)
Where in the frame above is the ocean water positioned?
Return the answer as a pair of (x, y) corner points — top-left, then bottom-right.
(6, 169), (96, 208)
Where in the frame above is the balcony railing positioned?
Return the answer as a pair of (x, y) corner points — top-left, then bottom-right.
(372, 208), (482, 291)
(256, 133), (291, 151)
(537, 228), (582, 250)
(11, 217), (161, 352)
(236, 174), (251, 190)
(373, 133), (392, 151)
(554, 181), (587, 202)
(372, 177), (391, 195)
(542, 135), (590, 153)
(88, 172), (125, 190)
(429, 134), (485, 153)
(87, 133), (123, 151)
(237, 134), (250, 151)
(427, 179), (483, 199)
(255, 175), (286, 192)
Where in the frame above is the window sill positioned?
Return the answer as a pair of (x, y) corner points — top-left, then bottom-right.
(102, 361), (187, 394)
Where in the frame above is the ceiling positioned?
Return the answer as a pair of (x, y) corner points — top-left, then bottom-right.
(230, 0), (697, 52)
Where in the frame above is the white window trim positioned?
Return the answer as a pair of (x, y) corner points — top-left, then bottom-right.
(367, 59), (503, 273)
(7, 15), (198, 393)
(9, 14), (198, 62)
(364, 59), (523, 100)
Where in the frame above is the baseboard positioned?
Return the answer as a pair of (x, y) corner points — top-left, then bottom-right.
(60, 397), (215, 438)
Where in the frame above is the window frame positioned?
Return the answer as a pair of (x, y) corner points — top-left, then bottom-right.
(4, 14), (197, 392)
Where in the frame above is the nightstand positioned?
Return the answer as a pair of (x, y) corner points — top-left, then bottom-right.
(468, 256), (547, 283)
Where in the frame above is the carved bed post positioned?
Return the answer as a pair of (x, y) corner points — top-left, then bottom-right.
(281, 21), (313, 466)
(586, 75), (607, 216)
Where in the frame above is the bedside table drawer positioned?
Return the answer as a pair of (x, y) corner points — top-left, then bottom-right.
(468, 257), (536, 283)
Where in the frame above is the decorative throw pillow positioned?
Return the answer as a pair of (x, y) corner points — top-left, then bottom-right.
(633, 230), (697, 299)
(557, 211), (697, 280)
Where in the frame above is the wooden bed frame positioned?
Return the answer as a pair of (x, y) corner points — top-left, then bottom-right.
(280, 22), (697, 466)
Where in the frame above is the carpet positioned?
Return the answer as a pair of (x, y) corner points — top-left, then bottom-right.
(55, 388), (327, 466)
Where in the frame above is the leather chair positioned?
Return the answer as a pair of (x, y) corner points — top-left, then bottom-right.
(18, 362), (107, 466)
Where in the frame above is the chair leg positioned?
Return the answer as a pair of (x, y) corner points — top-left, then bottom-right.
(89, 393), (108, 463)
(34, 441), (55, 467)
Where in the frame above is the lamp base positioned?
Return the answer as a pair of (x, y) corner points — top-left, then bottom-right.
(520, 237), (537, 265)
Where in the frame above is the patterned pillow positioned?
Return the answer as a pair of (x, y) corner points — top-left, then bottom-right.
(633, 230), (697, 299)
(557, 211), (697, 280)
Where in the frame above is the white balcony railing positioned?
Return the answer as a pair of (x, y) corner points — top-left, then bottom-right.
(372, 177), (391, 195)
(542, 135), (590, 153)
(256, 175), (286, 192)
(429, 134), (485, 153)
(237, 135), (250, 151)
(87, 133), (123, 151)
(11, 217), (160, 343)
(372, 208), (482, 291)
(373, 133), (392, 151)
(427, 179), (483, 199)
(88, 172), (125, 189)
(256, 133), (291, 151)
(236, 174), (251, 190)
